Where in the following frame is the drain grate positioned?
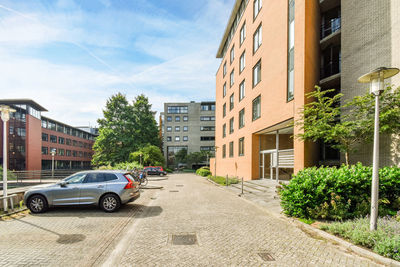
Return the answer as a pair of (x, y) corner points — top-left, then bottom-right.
(169, 190), (179, 192)
(258, 252), (275, 261)
(176, 185), (184, 187)
(170, 233), (197, 245)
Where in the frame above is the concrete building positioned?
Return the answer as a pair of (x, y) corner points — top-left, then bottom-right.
(0, 99), (96, 171)
(213, 0), (400, 180)
(161, 101), (215, 168)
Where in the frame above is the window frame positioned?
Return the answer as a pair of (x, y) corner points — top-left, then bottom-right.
(252, 95), (261, 121)
(239, 108), (245, 129)
(253, 60), (261, 87)
(253, 24), (262, 53)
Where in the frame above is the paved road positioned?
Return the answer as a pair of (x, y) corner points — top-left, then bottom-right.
(0, 174), (381, 266)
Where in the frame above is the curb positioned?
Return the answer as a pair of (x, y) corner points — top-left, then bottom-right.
(205, 177), (400, 267)
(147, 177), (168, 181)
(140, 185), (163, 190)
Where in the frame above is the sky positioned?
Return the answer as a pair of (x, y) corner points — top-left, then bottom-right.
(0, 0), (234, 126)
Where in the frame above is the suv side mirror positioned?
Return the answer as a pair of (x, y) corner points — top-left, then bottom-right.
(59, 181), (67, 187)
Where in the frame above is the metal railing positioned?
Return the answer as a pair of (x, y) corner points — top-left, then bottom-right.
(321, 17), (341, 39)
(320, 61), (341, 80)
(0, 194), (18, 212)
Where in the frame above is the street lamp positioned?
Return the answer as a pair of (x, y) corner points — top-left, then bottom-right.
(50, 148), (56, 178)
(358, 67), (399, 231)
(214, 146), (219, 180)
(1, 105), (16, 212)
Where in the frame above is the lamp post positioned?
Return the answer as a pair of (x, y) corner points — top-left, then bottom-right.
(1, 105), (16, 212)
(50, 149), (56, 178)
(358, 67), (399, 231)
(214, 146), (219, 180)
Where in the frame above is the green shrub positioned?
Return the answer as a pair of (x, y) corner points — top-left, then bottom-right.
(97, 162), (143, 171)
(321, 217), (400, 261)
(280, 163), (400, 220)
(196, 167), (211, 177)
(165, 168), (173, 173)
(0, 167), (17, 180)
(207, 175), (239, 186)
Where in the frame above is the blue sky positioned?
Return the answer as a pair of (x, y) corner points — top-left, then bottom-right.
(0, 0), (234, 126)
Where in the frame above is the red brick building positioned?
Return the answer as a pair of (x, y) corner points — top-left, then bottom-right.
(0, 99), (96, 171)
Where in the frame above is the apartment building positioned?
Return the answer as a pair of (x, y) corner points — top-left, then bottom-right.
(214, 0), (400, 180)
(161, 101), (215, 168)
(0, 99), (96, 171)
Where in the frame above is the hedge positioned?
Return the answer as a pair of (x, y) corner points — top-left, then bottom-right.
(196, 167), (211, 177)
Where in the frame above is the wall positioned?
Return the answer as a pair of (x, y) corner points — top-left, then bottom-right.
(26, 115), (42, 170)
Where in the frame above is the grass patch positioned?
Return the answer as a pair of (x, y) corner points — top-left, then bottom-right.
(320, 216), (400, 261)
(208, 175), (239, 186)
(298, 218), (316, 225)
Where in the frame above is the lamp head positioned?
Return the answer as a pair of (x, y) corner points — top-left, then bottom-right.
(0, 105), (16, 122)
(358, 67), (400, 95)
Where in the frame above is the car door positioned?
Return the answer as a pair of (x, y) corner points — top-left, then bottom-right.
(78, 173), (106, 205)
(51, 173), (86, 206)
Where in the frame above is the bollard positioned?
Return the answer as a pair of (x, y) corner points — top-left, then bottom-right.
(226, 175), (228, 187)
(241, 177), (244, 195)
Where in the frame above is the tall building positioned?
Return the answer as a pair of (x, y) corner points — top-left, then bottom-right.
(0, 99), (96, 171)
(214, 0), (400, 180)
(161, 101), (215, 168)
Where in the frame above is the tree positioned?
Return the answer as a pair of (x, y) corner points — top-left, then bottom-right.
(296, 86), (400, 165)
(175, 149), (187, 164)
(187, 151), (208, 167)
(129, 145), (165, 167)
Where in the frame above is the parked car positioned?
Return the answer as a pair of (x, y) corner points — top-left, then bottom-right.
(144, 167), (167, 176)
(144, 166), (164, 172)
(24, 170), (140, 213)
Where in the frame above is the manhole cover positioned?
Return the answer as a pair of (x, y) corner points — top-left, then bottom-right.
(176, 185), (184, 187)
(169, 190), (179, 192)
(170, 234), (197, 245)
(57, 234), (86, 244)
(258, 252), (275, 261)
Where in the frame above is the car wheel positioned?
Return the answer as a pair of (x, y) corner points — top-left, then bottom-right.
(141, 177), (148, 186)
(160, 173), (164, 177)
(28, 195), (48, 213)
(100, 194), (121, 212)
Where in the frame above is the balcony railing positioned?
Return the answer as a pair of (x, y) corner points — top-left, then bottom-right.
(320, 61), (340, 80)
(321, 17), (341, 39)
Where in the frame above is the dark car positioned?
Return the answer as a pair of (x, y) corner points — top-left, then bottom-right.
(145, 167), (167, 176)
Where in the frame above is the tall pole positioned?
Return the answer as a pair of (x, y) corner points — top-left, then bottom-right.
(370, 94), (380, 231)
(2, 119), (8, 212)
(51, 153), (55, 178)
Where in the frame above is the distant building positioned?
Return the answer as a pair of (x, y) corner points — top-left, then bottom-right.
(160, 101), (215, 168)
(0, 99), (97, 171)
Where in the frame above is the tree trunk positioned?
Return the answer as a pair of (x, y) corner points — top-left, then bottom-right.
(345, 152), (349, 165)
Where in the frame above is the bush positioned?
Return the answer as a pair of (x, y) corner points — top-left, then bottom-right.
(321, 216), (400, 261)
(97, 161), (143, 171)
(165, 168), (173, 173)
(196, 167), (211, 177)
(207, 175), (239, 186)
(0, 167), (17, 180)
(280, 163), (400, 220)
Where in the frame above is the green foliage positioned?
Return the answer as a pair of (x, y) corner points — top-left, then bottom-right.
(321, 217), (400, 261)
(175, 149), (188, 164)
(296, 86), (400, 164)
(298, 218), (316, 225)
(280, 163), (400, 220)
(187, 151), (210, 166)
(0, 167), (17, 180)
(92, 93), (160, 166)
(196, 167), (211, 177)
(129, 145), (165, 167)
(207, 175), (239, 186)
(96, 161), (143, 170)
(165, 168), (173, 173)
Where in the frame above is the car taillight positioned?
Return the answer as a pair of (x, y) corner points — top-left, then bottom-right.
(123, 175), (135, 189)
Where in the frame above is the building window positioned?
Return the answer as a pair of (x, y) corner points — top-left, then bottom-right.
(200, 146), (214, 151)
(58, 149), (65, 156)
(239, 80), (245, 101)
(230, 69), (234, 87)
(175, 136), (180, 142)
(240, 51), (245, 73)
(252, 95), (261, 120)
(253, 24), (262, 53)
(66, 138), (71, 145)
(239, 137), (245, 156)
(50, 147), (57, 154)
(167, 136), (172, 142)
(167, 106), (188, 114)
(239, 108), (245, 128)
(223, 124), (226, 138)
(167, 116), (172, 122)
(222, 144), (226, 158)
(66, 150), (71, 156)
(175, 126), (180, 132)
(230, 45), (235, 64)
(167, 126), (172, 132)
(42, 147), (48, 155)
(223, 82), (226, 97)
(50, 135), (57, 143)
(230, 93), (234, 110)
(183, 126), (188, 132)
(229, 117), (234, 134)
(183, 116), (188, 121)
(223, 61), (227, 77)
(253, 60), (261, 87)
(79, 151), (83, 157)
(240, 22), (246, 45)
(200, 116), (215, 121)
(223, 103), (226, 118)
(254, 0), (262, 19)
(229, 141), (234, 157)
(41, 119), (47, 128)
(288, 0), (295, 101)
(183, 136), (188, 141)
(175, 116), (180, 122)
(201, 126), (215, 131)
(201, 103), (215, 111)
(42, 133), (48, 142)
(73, 140), (78, 146)
(73, 150), (77, 157)
(58, 137), (65, 145)
(200, 136), (215, 141)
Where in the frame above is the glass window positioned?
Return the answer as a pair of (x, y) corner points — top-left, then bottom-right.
(223, 61), (227, 77)
(84, 173), (105, 183)
(229, 141), (234, 157)
(200, 146), (214, 151)
(167, 136), (172, 142)
(240, 51), (245, 73)
(167, 116), (172, 122)
(230, 45), (235, 64)
(239, 80), (245, 101)
(253, 60), (261, 87)
(42, 133), (48, 142)
(66, 139), (71, 145)
(254, 0), (262, 19)
(239, 137), (245, 156)
(239, 108), (245, 128)
(201, 126), (215, 131)
(253, 24), (262, 53)
(183, 116), (188, 121)
(104, 173), (118, 181)
(288, 0), (295, 101)
(50, 135), (57, 143)
(64, 173), (86, 184)
(175, 136), (180, 141)
(222, 144), (226, 158)
(230, 69), (234, 87)
(223, 83), (226, 97)
(252, 95), (261, 121)
(66, 150), (71, 156)
(230, 93), (234, 110)
(229, 117), (234, 134)
(58, 149), (65, 156)
(175, 116), (180, 122)
(167, 106), (188, 114)
(41, 120), (47, 128)
(183, 126), (188, 132)
(240, 22), (246, 45)
(58, 137), (65, 144)
(42, 147), (48, 155)
(201, 103), (215, 111)
(200, 136), (215, 141)
(200, 116), (215, 121)
(175, 126), (180, 132)
(167, 126), (172, 132)
(223, 124), (226, 138)
(223, 103), (226, 118)
(183, 136), (188, 141)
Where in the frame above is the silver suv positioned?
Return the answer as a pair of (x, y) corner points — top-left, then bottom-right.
(24, 170), (140, 213)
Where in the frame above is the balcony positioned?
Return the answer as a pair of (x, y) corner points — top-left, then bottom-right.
(321, 17), (341, 40)
(320, 62), (340, 80)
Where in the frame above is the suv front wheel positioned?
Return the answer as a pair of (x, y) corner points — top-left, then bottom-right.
(28, 195), (48, 213)
(100, 194), (121, 212)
